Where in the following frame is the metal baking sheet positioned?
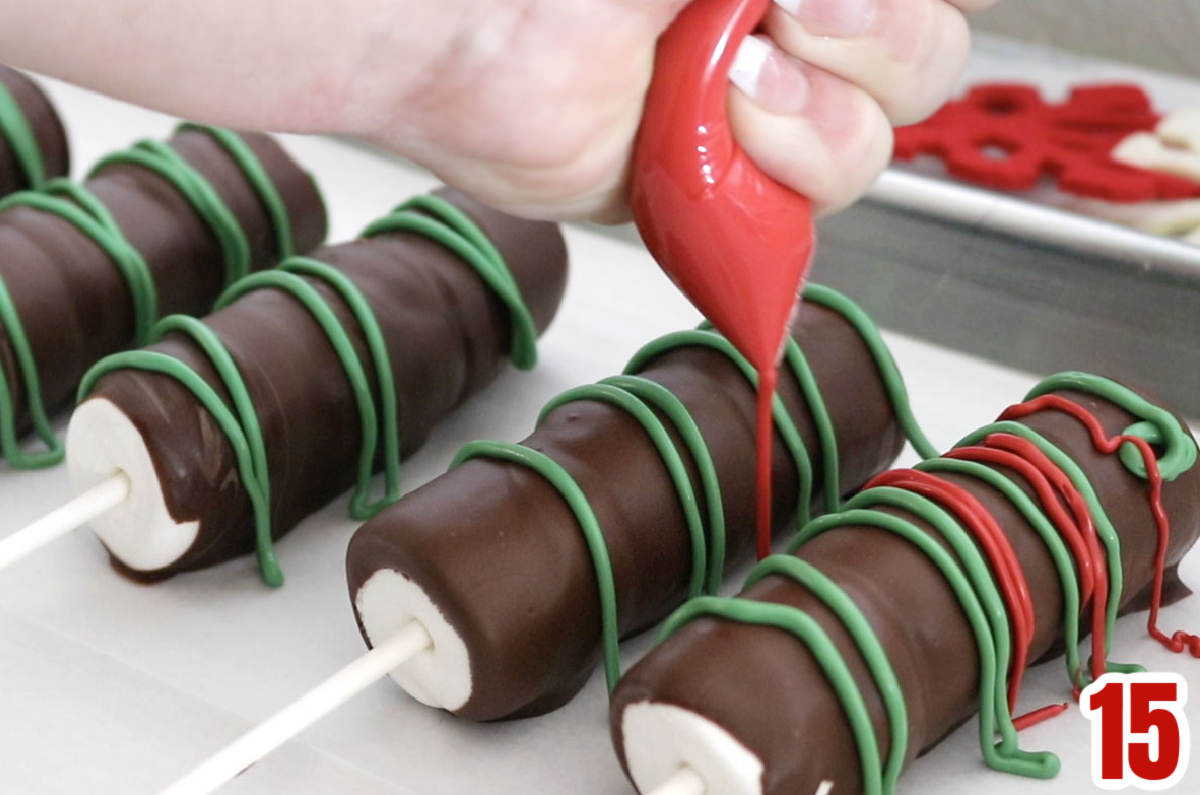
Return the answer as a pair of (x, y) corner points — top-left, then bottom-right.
(2, 36), (1199, 795)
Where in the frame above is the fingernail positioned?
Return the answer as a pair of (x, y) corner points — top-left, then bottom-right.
(729, 36), (811, 116)
(774, 0), (877, 38)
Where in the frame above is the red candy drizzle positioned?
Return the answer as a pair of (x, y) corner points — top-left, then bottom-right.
(868, 469), (1036, 712)
(1000, 395), (1200, 659)
(894, 83), (1200, 202)
(870, 392), (1198, 732)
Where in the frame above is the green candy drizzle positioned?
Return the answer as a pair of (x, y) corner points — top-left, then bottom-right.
(0, 125), (292, 470)
(91, 134), (250, 287)
(176, 123), (295, 260)
(363, 193), (539, 370)
(0, 186), (156, 468)
(956, 420), (1135, 676)
(451, 284), (934, 694)
(78, 196), (536, 585)
(804, 283), (939, 461)
(627, 329), (814, 526)
(660, 594), (885, 792)
(1026, 371), (1198, 481)
(743, 554), (909, 795)
(789, 505), (1060, 781)
(0, 79), (46, 189)
(656, 372), (1197, 790)
(916, 456), (1085, 687)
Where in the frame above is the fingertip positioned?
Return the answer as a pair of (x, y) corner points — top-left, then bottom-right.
(729, 35), (812, 117)
(729, 69), (892, 213)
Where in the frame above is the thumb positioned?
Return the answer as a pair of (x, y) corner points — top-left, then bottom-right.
(727, 35), (893, 214)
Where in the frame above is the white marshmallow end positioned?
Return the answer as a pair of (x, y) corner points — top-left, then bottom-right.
(621, 701), (764, 795)
(66, 397), (199, 572)
(354, 568), (472, 711)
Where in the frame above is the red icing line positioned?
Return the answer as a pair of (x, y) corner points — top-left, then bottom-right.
(632, 0), (815, 560)
(983, 432), (1112, 685)
(1000, 395), (1200, 659)
(894, 82), (1200, 202)
(946, 446), (1097, 609)
(867, 468), (1036, 712)
(1012, 702), (1071, 732)
(756, 369), (777, 559)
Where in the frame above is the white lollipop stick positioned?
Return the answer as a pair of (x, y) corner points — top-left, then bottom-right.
(647, 767), (706, 795)
(161, 620), (432, 795)
(0, 471), (129, 570)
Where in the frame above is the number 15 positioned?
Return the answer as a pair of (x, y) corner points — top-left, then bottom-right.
(1081, 672), (1190, 791)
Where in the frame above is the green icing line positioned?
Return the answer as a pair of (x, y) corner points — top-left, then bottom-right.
(0, 186), (157, 469)
(81, 269), (377, 586)
(362, 193), (538, 370)
(91, 136), (252, 287)
(916, 457), (1085, 687)
(802, 283), (939, 460)
(693, 281), (937, 512)
(1026, 371), (1198, 481)
(744, 554), (909, 795)
(827, 487), (1022, 764)
(540, 383), (709, 600)
(177, 123), (294, 260)
(451, 440), (622, 691)
(0, 79), (46, 189)
(625, 329), (814, 526)
(659, 594), (888, 794)
(78, 196), (528, 584)
(790, 508), (1060, 781)
(77, 347), (280, 585)
(439, 283), (930, 698)
(956, 420), (1138, 677)
(652, 371), (1197, 787)
(0, 125), (292, 471)
(277, 257), (402, 517)
(782, 335), (840, 511)
(601, 374), (727, 592)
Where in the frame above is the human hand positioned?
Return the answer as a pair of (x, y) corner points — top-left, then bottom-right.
(375, 0), (997, 220)
(0, 0), (998, 221)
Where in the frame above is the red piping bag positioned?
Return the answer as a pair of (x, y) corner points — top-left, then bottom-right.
(631, 0), (816, 558)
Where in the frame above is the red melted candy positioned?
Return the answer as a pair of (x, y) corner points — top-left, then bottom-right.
(633, 0), (816, 559)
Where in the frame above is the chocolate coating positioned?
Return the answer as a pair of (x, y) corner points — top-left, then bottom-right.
(346, 299), (907, 721)
(611, 386), (1200, 795)
(86, 188), (567, 579)
(0, 127), (325, 435)
(0, 65), (69, 194)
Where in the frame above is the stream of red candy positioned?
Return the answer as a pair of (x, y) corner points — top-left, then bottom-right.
(755, 369), (779, 560)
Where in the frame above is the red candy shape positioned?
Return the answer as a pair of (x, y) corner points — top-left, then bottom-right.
(632, 0), (815, 559)
(894, 83), (1200, 202)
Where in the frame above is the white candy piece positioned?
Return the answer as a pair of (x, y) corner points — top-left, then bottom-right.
(621, 701), (764, 795)
(354, 567), (473, 711)
(66, 397), (201, 572)
(1112, 108), (1200, 184)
